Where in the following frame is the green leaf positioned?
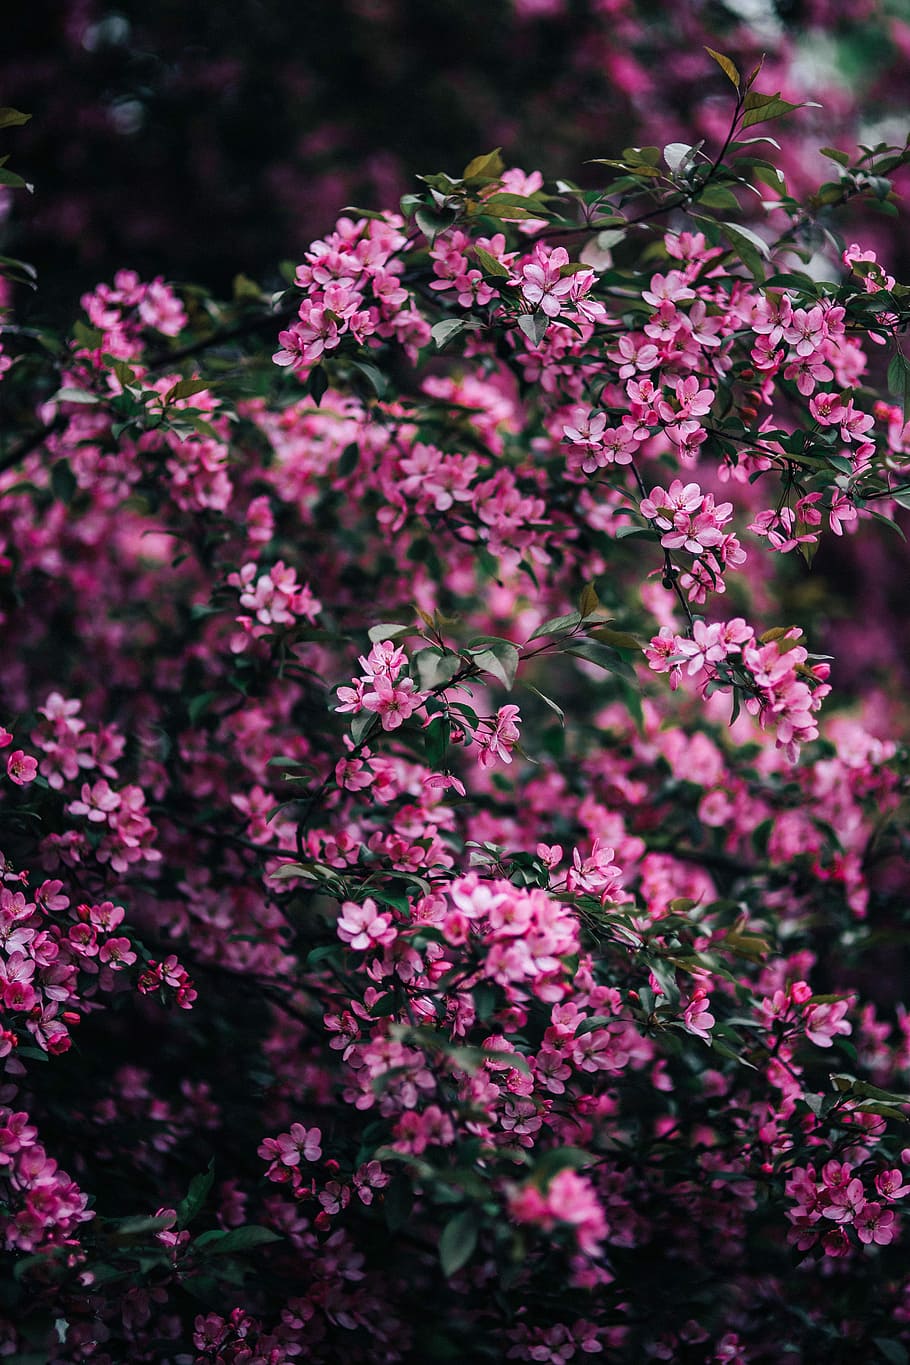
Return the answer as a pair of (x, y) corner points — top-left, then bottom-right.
(720, 221), (769, 281)
(384, 1175), (414, 1231)
(0, 168), (29, 190)
(518, 313), (548, 346)
(0, 108), (32, 129)
(566, 639), (636, 681)
(415, 206), (458, 241)
(351, 710), (377, 745)
(578, 580), (601, 618)
(439, 1210), (479, 1277)
(471, 641), (520, 690)
(820, 146), (850, 167)
(704, 48), (740, 89)
(269, 862), (318, 882)
(874, 1339), (909, 1365)
(368, 622), (412, 643)
(176, 1160), (215, 1229)
(463, 148), (505, 181)
(481, 193), (545, 218)
(696, 184), (742, 212)
(532, 1147), (595, 1180)
(590, 625), (641, 652)
(424, 714), (451, 768)
(473, 246), (510, 279)
(338, 442), (360, 476)
(187, 692), (217, 725)
(349, 359), (388, 400)
(164, 378), (212, 404)
(463, 148), (504, 181)
(522, 683), (565, 726)
(431, 318), (468, 351)
(307, 364), (328, 405)
(414, 648), (462, 691)
(722, 221), (770, 259)
(193, 1225), (282, 1255)
(108, 1213), (176, 1238)
(528, 611), (582, 640)
(614, 525), (659, 541)
(740, 94), (804, 130)
(55, 387), (100, 404)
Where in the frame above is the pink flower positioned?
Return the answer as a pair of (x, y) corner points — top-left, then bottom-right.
(475, 705), (522, 768)
(337, 898), (397, 951)
(6, 751), (38, 786)
(519, 244), (577, 319)
(67, 779), (121, 822)
(683, 989), (715, 1042)
(361, 674), (426, 730)
(853, 1201), (897, 1245)
(875, 1169), (910, 1202)
(99, 937), (137, 970)
(262, 1123), (323, 1167)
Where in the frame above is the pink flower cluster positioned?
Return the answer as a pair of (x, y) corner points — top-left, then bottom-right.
(446, 874), (581, 1003)
(787, 1160), (907, 1255)
(640, 479), (744, 602)
(516, 244), (606, 327)
(29, 691), (124, 793)
(274, 214), (429, 374)
(66, 778), (161, 874)
(228, 559), (321, 651)
(79, 268), (188, 357)
(759, 979), (853, 1049)
(509, 1168), (608, 1257)
(0, 1107), (94, 1251)
(646, 621), (830, 759)
(336, 638), (428, 732)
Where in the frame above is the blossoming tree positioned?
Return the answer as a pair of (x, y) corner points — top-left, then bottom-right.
(2, 52), (910, 1363)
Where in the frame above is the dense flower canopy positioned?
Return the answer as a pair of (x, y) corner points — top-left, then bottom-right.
(1, 34), (910, 1365)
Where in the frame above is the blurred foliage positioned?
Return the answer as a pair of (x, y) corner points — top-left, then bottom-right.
(3, 0), (910, 314)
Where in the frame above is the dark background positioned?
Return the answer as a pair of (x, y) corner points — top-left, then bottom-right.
(3, 0), (908, 311)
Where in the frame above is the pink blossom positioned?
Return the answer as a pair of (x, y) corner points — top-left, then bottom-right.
(337, 898), (398, 951)
(6, 750), (38, 785)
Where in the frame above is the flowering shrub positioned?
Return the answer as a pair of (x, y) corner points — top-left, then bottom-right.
(2, 53), (910, 1363)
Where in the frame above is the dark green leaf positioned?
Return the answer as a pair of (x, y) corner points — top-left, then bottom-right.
(532, 1147), (595, 1179)
(338, 442), (360, 476)
(349, 359), (388, 400)
(522, 683), (565, 725)
(874, 1339), (909, 1365)
(528, 611), (582, 640)
(740, 95), (804, 130)
(439, 1210), (479, 1277)
(307, 364), (328, 405)
(193, 1225), (282, 1255)
(384, 1176), (414, 1232)
(176, 1160), (215, 1229)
